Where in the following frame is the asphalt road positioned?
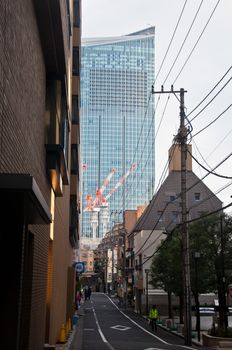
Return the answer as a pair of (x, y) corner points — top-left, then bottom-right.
(80, 293), (202, 350)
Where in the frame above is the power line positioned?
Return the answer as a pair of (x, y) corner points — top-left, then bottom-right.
(154, 0), (188, 84)
(189, 76), (232, 123)
(173, 0), (221, 84)
(128, 142), (178, 240)
(141, 201), (232, 267)
(162, 0), (204, 85)
(132, 148), (232, 246)
(192, 103), (232, 138)
(138, 179), (232, 257)
(187, 65), (232, 118)
(188, 149), (232, 179)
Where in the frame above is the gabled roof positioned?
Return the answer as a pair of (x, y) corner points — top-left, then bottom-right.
(133, 170), (222, 232)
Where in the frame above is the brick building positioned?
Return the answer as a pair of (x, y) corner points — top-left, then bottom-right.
(0, 1), (81, 349)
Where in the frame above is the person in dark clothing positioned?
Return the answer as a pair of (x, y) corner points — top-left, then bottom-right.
(87, 286), (92, 300)
(84, 285), (88, 301)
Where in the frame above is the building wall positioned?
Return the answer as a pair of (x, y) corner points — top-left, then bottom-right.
(0, 1), (51, 349)
(0, 0), (49, 196)
(0, 0), (81, 349)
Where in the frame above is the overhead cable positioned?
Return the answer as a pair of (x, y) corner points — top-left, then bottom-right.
(172, 0), (221, 84)
(154, 0), (188, 84)
(192, 103), (232, 138)
(187, 65), (232, 118)
(141, 201), (232, 267)
(188, 149), (232, 179)
(162, 0), (204, 85)
(189, 76), (232, 123)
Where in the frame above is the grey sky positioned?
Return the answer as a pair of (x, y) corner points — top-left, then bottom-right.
(82, 0), (232, 213)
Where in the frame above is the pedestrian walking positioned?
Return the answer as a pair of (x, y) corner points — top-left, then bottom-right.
(84, 285), (88, 301)
(149, 304), (159, 332)
(87, 286), (92, 300)
(75, 290), (82, 309)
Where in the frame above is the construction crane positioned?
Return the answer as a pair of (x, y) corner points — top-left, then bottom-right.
(103, 163), (136, 205)
(85, 164), (136, 239)
(84, 168), (116, 212)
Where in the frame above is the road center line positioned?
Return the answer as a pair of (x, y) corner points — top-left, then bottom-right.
(106, 295), (169, 345)
(92, 307), (116, 350)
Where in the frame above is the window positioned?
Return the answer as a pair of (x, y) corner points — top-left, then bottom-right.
(71, 144), (78, 175)
(45, 79), (70, 189)
(194, 192), (201, 201)
(170, 195), (176, 202)
(72, 95), (79, 124)
(61, 94), (69, 165)
(157, 210), (164, 222)
(73, 0), (80, 27)
(172, 211), (179, 223)
(73, 47), (79, 75)
(66, 0), (72, 41)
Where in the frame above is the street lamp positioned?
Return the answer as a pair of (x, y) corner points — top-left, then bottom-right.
(145, 269), (150, 316)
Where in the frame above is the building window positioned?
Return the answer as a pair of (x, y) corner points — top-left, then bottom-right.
(157, 211), (164, 222)
(194, 192), (201, 201)
(170, 195), (176, 202)
(71, 144), (78, 175)
(73, 0), (80, 27)
(66, 0), (72, 41)
(172, 211), (179, 223)
(72, 95), (79, 124)
(61, 94), (69, 165)
(45, 79), (69, 167)
(73, 47), (79, 75)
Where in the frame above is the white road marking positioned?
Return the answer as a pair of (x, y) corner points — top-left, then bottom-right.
(106, 295), (169, 345)
(92, 307), (116, 350)
(110, 325), (131, 331)
(84, 328), (95, 331)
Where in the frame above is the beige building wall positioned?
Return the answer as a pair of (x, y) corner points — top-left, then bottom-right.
(81, 247), (94, 272)
(168, 144), (192, 172)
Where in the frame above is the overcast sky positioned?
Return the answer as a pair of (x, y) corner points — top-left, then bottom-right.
(82, 0), (232, 213)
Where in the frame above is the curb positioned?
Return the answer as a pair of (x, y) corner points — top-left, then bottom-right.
(68, 314), (84, 350)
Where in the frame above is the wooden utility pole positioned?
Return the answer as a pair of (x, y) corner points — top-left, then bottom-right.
(152, 86), (192, 345)
(178, 88), (192, 345)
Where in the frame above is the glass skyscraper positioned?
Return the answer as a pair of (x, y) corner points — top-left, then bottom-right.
(80, 27), (155, 247)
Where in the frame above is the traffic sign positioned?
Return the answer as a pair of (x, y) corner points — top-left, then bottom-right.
(74, 262), (85, 273)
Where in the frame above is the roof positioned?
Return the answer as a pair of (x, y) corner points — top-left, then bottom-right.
(133, 171), (222, 232)
(82, 27), (155, 47)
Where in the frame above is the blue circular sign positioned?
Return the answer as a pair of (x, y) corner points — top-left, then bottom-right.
(75, 262), (85, 273)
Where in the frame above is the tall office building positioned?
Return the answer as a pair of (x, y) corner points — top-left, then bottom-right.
(81, 27), (155, 247)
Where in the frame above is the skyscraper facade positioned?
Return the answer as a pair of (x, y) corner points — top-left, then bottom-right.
(81, 27), (155, 247)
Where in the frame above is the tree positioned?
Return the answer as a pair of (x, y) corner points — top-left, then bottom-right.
(189, 213), (232, 332)
(150, 230), (184, 320)
(150, 213), (232, 332)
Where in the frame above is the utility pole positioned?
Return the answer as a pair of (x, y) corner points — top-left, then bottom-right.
(98, 115), (101, 239)
(152, 86), (192, 345)
(111, 223), (115, 296)
(145, 269), (150, 316)
(220, 215), (228, 331)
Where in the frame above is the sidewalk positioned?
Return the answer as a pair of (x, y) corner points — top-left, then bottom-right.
(154, 316), (206, 347)
(55, 308), (85, 350)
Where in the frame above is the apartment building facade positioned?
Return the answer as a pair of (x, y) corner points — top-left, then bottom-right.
(0, 1), (81, 349)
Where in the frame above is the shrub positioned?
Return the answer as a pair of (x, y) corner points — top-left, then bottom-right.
(208, 327), (232, 338)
